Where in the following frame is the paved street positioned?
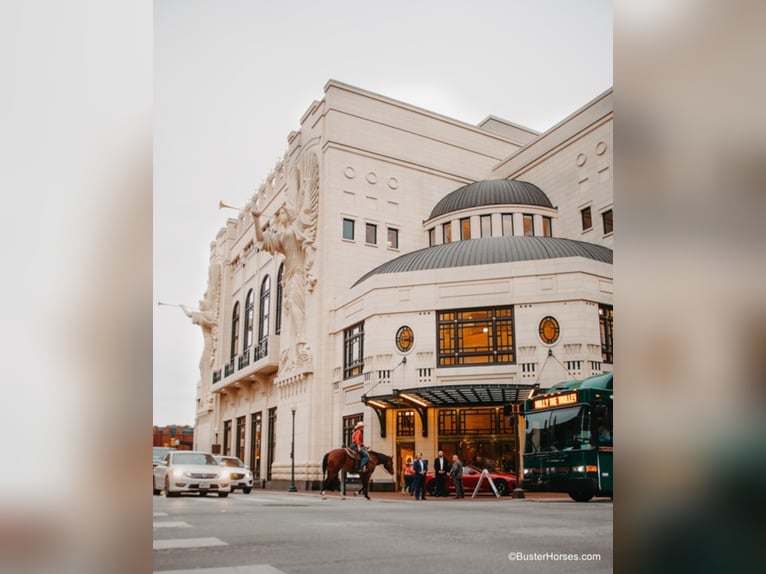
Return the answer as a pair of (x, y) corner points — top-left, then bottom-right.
(153, 489), (612, 574)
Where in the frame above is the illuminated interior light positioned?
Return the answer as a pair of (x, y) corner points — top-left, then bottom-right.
(399, 393), (430, 408)
(366, 400), (388, 409)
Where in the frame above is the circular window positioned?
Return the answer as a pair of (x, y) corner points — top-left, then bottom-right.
(395, 325), (414, 353)
(538, 316), (560, 345)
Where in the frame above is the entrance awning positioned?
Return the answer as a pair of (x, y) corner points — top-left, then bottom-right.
(362, 383), (538, 438)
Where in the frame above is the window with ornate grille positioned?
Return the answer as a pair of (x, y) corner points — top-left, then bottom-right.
(396, 410), (415, 436)
(437, 306), (515, 366)
(343, 321), (364, 379)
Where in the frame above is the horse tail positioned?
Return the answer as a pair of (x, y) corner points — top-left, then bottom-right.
(322, 452), (329, 478)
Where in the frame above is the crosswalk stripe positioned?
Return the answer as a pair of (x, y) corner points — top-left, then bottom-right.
(153, 537), (227, 550)
(153, 521), (191, 528)
(154, 566), (287, 574)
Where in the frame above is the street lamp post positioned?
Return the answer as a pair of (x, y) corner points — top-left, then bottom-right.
(288, 406), (297, 492)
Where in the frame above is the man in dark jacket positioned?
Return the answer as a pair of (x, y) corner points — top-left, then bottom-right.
(433, 449), (449, 497)
(412, 452), (428, 500)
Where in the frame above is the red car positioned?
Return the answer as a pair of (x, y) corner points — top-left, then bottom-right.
(425, 465), (517, 497)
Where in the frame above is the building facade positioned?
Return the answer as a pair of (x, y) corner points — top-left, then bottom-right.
(188, 80), (613, 490)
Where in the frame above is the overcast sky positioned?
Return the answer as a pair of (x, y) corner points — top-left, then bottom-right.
(153, 0), (613, 426)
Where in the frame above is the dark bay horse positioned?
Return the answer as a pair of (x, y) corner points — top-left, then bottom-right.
(321, 448), (394, 500)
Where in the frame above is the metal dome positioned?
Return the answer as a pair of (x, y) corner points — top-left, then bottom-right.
(352, 236), (612, 287)
(428, 179), (553, 220)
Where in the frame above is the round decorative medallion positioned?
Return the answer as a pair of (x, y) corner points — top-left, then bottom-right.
(538, 316), (560, 345)
(366, 172), (378, 184)
(395, 325), (414, 353)
(344, 166), (356, 179)
(576, 153), (587, 167)
(387, 177), (399, 189)
(596, 141), (607, 155)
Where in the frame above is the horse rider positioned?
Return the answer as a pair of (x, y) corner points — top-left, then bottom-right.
(351, 421), (369, 472)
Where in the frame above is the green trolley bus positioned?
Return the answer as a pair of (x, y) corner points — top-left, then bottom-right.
(522, 372), (613, 502)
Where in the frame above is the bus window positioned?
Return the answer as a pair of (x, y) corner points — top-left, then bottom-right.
(525, 411), (549, 453)
(550, 406), (584, 451)
(526, 406), (592, 453)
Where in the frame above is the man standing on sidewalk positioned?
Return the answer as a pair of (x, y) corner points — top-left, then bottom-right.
(433, 449), (449, 497)
(412, 452), (428, 500)
(450, 454), (464, 499)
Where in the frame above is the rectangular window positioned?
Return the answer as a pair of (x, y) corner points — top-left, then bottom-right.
(387, 227), (399, 249)
(460, 408), (497, 435)
(428, 228), (436, 246)
(267, 407), (277, 481)
(581, 207), (592, 231)
(437, 306), (515, 367)
(438, 409), (459, 435)
(442, 222), (452, 243)
(365, 223), (377, 244)
(480, 214), (492, 237)
(502, 213), (513, 236)
(460, 217), (471, 240)
(396, 410), (415, 437)
(542, 216), (552, 237)
(249, 411), (262, 479)
(602, 209), (613, 235)
(343, 321), (365, 379)
(236, 416), (246, 461)
(599, 304), (614, 364)
(523, 214), (534, 236)
(343, 218), (355, 240)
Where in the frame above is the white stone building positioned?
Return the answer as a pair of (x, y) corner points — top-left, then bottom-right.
(189, 80), (613, 490)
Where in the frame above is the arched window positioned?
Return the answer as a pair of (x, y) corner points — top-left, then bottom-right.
(230, 302), (240, 360)
(258, 275), (271, 345)
(243, 289), (254, 350)
(275, 263), (284, 335)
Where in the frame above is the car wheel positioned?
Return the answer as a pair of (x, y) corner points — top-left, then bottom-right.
(493, 480), (510, 496)
(165, 478), (179, 497)
(569, 488), (594, 502)
(426, 481), (437, 497)
(153, 479), (161, 496)
(243, 487), (252, 494)
(218, 492), (229, 498)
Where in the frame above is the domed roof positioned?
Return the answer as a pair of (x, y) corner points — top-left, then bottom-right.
(428, 179), (553, 220)
(352, 236), (612, 287)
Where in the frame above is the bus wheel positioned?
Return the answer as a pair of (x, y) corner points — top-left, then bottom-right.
(569, 489), (594, 502)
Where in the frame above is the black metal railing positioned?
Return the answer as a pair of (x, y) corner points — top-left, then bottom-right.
(253, 339), (269, 362)
(238, 348), (251, 370)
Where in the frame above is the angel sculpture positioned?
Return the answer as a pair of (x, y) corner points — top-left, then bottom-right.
(249, 151), (319, 374)
(181, 260), (221, 376)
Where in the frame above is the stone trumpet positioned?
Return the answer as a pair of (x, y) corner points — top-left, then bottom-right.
(218, 200), (239, 211)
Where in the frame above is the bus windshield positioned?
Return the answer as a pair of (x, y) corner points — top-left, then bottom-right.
(525, 405), (592, 453)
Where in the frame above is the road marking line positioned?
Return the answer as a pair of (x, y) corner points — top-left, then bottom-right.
(153, 512), (168, 517)
(153, 537), (228, 550)
(153, 521), (191, 528)
(154, 564), (286, 573)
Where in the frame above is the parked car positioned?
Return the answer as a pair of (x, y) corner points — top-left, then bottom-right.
(153, 450), (231, 497)
(425, 464), (517, 497)
(153, 446), (174, 467)
(214, 456), (254, 494)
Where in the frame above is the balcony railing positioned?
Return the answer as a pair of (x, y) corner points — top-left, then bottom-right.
(212, 338), (276, 388)
(238, 348), (251, 370)
(253, 339), (269, 362)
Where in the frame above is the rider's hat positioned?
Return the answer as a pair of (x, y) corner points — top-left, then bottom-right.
(354, 421), (365, 429)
